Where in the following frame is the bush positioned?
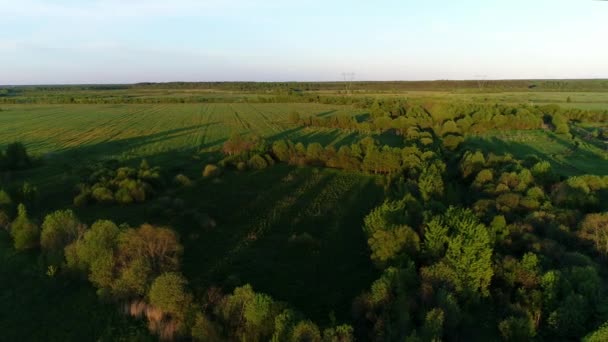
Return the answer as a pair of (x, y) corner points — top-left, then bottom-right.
(91, 187), (114, 203)
(202, 164), (221, 178)
(248, 155), (268, 170)
(174, 174), (192, 187)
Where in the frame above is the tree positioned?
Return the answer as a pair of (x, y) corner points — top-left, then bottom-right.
(498, 316), (536, 341)
(322, 325), (354, 342)
(117, 224), (182, 275)
(578, 213), (608, 256)
(66, 220), (120, 289)
(584, 322), (608, 342)
(291, 320), (321, 342)
(40, 209), (82, 261)
(272, 140), (292, 162)
(218, 284), (278, 340)
(418, 162), (445, 202)
(422, 207), (493, 298)
(248, 154), (269, 170)
(149, 272), (192, 319)
(10, 204), (39, 250)
(306, 143), (324, 162)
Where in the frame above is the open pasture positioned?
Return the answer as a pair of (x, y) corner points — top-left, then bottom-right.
(0, 103), (365, 162)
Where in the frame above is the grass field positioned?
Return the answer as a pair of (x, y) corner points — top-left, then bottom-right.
(465, 129), (608, 176)
(0, 103), (365, 160)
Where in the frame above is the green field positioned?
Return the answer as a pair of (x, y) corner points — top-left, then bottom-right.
(0, 103), (365, 159)
(465, 129), (608, 176)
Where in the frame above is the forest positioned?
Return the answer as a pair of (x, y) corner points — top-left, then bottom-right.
(1, 82), (608, 341)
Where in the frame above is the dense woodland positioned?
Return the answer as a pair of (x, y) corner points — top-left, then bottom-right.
(1, 86), (608, 341)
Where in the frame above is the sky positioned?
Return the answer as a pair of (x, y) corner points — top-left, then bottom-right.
(0, 0), (607, 84)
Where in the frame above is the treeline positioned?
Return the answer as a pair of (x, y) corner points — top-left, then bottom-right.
(7, 79), (608, 92)
(293, 101), (607, 140)
(216, 132), (448, 183)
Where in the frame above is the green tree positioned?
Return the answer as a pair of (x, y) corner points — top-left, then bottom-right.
(422, 207), (493, 298)
(578, 213), (608, 256)
(498, 316), (536, 342)
(291, 321), (321, 342)
(40, 209), (81, 261)
(149, 272), (192, 318)
(10, 204), (39, 250)
(66, 220), (120, 289)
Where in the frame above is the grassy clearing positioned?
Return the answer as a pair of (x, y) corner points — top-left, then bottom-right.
(465, 129), (608, 176)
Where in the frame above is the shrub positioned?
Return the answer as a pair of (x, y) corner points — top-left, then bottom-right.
(248, 155), (268, 170)
(174, 174), (192, 187)
(236, 161), (247, 171)
(202, 164), (221, 178)
(92, 187), (114, 203)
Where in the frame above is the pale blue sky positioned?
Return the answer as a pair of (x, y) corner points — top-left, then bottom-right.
(0, 0), (607, 84)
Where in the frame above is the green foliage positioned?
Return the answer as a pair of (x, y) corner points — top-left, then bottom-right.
(578, 213), (608, 255)
(364, 199), (422, 265)
(418, 161), (445, 202)
(149, 272), (192, 317)
(40, 210), (81, 261)
(202, 164), (221, 178)
(76, 161), (160, 206)
(291, 320), (321, 342)
(218, 284), (280, 340)
(584, 322), (608, 342)
(322, 324), (354, 342)
(498, 316), (536, 341)
(422, 207), (493, 298)
(10, 204), (39, 250)
(248, 154), (269, 170)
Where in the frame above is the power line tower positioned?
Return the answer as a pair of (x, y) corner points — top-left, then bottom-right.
(475, 74), (488, 91)
(341, 72), (355, 95)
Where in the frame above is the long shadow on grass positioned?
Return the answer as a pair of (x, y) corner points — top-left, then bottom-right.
(464, 135), (608, 176)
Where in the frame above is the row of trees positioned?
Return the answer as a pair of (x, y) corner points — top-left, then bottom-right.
(292, 101), (603, 141)
(219, 132), (448, 179)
